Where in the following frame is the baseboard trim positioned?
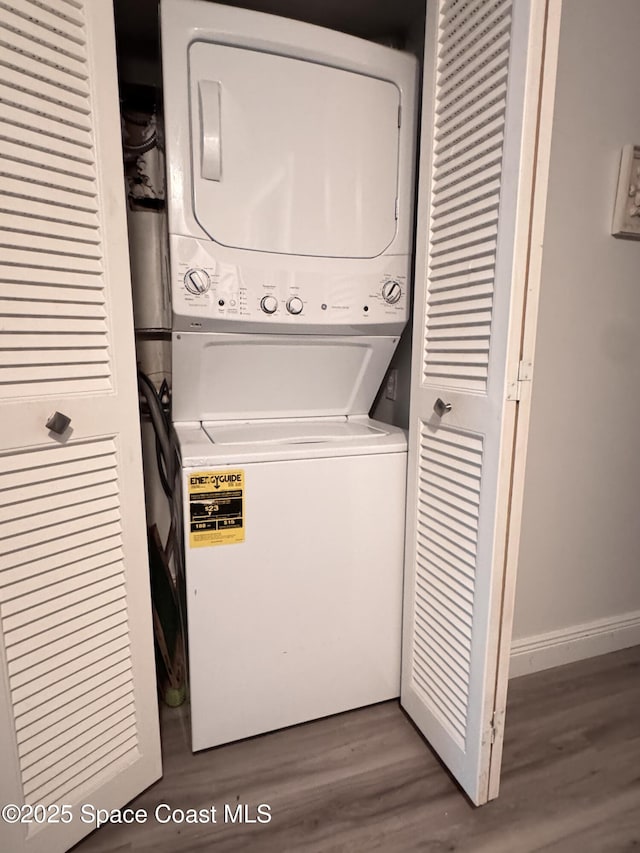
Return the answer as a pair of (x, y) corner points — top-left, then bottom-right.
(509, 611), (640, 678)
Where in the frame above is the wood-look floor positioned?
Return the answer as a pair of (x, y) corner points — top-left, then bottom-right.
(72, 645), (640, 852)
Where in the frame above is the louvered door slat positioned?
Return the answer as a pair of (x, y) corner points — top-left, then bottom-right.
(434, 115), (505, 172)
(13, 649), (132, 722)
(0, 315), (106, 334)
(1, 480), (118, 533)
(432, 210), (500, 246)
(414, 620), (470, 692)
(437, 61), (508, 125)
(415, 607), (471, 679)
(430, 238), (497, 270)
(31, 733), (139, 810)
(431, 282), (493, 304)
(435, 128), (504, 179)
(0, 510), (121, 567)
(0, 80), (90, 132)
(0, 195), (99, 231)
(5, 0), (86, 42)
(2, 521), (118, 578)
(0, 64), (90, 115)
(0, 101), (92, 148)
(3, 570), (125, 631)
(4, 524), (123, 578)
(441, 0), (511, 60)
(0, 122), (93, 166)
(0, 282), (104, 303)
(0, 366), (110, 392)
(7, 600), (126, 663)
(0, 154), (96, 196)
(0, 447), (114, 487)
(0, 138), (96, 181)
(1, 295), (105, 316)
(11, 633), (130, 704)
(0, 347), (109, 368)
(15, 665), (134, 745)
(0, 438), (112, 472)
(416, 549), (475, 618)
(27, 0), (86, 26)
(0, 175), (98, 214)
(434, 164), (502, 209)
(432, 194), (500, 232)
(429, 293), (493, 312)
(417, 544), (476, 600)
(0, 197), (99, 230)
(0, 269), (103, 292)
(1, 547), (123, 604)
(1, 39), (89, 95)
(1, 232), (102, 261)
(0, 249), (103, 276)
(414, 587), (471, 659)
(0, 30), (87, 82)
(414, 642), (469, 719)
(434, 91), (507, 154)
(0, 6), (86, 61)
(20, 704), (136, 791)
(420, 475), (480, 521)
(23, 726), (137, 802)
(18, 690), (133, 768)
(439, 13), (511, 82)
(415, 642), (469, 711)
(0, 485), (119, 541)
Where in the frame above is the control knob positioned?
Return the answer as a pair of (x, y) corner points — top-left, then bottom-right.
(382, 280), (402, 305)
(260, 295), (278, 314)
(286, 296), (304, 315)
(184, 268), (210, 295)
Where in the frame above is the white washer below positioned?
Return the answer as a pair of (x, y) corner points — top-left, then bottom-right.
(176, 415), (407, 751)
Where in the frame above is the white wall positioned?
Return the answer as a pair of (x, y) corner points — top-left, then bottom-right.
(511, 0), (640, 675)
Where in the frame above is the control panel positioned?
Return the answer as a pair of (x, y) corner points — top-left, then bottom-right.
(171, 236), (409, 331)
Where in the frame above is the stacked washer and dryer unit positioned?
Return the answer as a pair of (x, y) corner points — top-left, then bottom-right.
(161, 0), (417, 750)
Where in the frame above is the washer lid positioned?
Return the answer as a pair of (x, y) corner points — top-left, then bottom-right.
(203, 419), (388, 446)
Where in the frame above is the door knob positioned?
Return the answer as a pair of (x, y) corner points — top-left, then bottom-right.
(46, 411), (71, 435)
(433, 398), (452, 417)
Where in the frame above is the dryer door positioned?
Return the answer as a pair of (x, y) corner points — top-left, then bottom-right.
(188, 42), (400, 259)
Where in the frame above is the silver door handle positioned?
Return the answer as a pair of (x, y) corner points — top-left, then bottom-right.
(433, 398), (452, 417)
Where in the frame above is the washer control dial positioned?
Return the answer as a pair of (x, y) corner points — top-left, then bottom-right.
(286, 296), (304, 315)
(382, 280), (402, 305)
(260, 295), (278, 315)
(184, 268), (211, 295)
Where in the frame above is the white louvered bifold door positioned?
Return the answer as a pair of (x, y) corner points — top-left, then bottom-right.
(0, 1), (161, 851)
(401, 0), (547, 805)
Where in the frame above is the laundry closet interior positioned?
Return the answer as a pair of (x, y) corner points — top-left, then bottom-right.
(113, 0), (543, 810)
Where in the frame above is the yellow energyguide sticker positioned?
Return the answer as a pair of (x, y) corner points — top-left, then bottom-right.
(188, 469), (245, 547)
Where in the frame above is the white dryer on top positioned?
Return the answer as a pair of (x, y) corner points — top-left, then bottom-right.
(161, 0), (417, 339)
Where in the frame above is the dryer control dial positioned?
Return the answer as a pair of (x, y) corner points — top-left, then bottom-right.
(382, 280), (402, 305)
(260, 295), (278, 314)
(184, 268), (211, 295)
(286, 296), (304, 315)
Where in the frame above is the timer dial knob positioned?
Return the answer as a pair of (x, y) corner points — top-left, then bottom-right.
(286, 296), (304, 315)
(260, 295), (278, 315)
(184, 268), (211, 295)
(382, 280), (402, 305)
